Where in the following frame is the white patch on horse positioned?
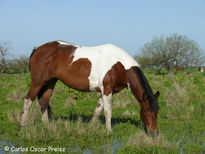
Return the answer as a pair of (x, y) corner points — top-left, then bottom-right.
(127, 83), (131, 91)
(72, 44), (140, 92)
(57, 40), (80, 47)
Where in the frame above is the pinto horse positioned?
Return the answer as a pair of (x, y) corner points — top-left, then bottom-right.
(20, 41), (160, 133)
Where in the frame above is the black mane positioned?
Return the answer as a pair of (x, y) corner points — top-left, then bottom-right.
(133, 67), (159, 111)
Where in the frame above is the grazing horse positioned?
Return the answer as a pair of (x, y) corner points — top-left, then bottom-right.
(20, 41), (160, 133)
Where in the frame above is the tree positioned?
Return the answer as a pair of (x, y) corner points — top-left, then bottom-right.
(135, 56), (154, 68)
(136, 34), (204, 71)
(0, 42), (11, 73)
(0, 42), (29, 73)
(8, 56), (29, 73)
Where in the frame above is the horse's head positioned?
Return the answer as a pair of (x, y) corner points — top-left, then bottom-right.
(127, 66), (160, 134)
(139, 91), (160, 134)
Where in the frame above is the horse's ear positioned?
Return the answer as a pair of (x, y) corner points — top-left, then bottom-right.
(154, 91), (160, 99)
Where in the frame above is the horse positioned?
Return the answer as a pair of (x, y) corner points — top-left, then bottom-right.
(20, 40), (160, 134)
(176, 66), (184, 71)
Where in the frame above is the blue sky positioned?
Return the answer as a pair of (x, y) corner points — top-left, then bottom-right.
(0, 0), (205, 57)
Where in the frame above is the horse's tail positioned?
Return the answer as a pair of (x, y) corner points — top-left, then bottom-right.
(29, 47), (37, 71)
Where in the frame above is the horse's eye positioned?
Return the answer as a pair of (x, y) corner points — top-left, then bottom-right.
(143, 109), (146, 113)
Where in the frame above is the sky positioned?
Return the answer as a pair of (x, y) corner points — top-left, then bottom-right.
(0, 0), (205, 57)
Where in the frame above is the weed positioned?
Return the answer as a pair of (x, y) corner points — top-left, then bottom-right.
(122, 110), (137, 116)
(127, 130), (171, 148)
(64, 97), (76, 107)
(7, 109), (21, 122)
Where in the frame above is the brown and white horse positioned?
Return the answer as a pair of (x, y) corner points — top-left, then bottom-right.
(20, 41), (160, 134)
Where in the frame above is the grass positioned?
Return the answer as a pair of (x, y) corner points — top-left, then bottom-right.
(0, 69), (205, 153)
(127, 130), (171, 148)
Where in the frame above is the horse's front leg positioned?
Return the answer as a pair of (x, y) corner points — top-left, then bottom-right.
(102, 93), (112, 133)
(92, 95), (104, 122)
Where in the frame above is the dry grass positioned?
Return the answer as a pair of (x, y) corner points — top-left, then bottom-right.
(45, 119), (71, 139)
(7, 109), (21, 122)
(7, 89), (24, 102)
(22, 116), (105, 141)
(74, 116), (105, 135)
(24, 119), (71, 140)
(8, 100), (42, 124)
(122, 110), (137, 116)
(87, 118), (104, 133)
(112, 89), (137, 109)
(76, 116), (85, 134)
(113, 98), (135, 109)
(127, 130), (171, 148)
(164, 82), (195, 120)
(165, 83), (189, 107)
(64, 97), (76, 107)
(52, 83), (68, 95)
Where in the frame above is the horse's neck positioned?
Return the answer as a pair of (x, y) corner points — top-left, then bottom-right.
(126, 68), (145, 102)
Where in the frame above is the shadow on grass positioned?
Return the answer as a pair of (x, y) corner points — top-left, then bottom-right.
(53, 113), (141, 128)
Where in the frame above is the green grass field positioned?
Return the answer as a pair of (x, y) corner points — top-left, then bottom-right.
(0, 69), (205, 153)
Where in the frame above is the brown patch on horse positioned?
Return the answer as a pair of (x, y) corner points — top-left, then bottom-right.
(29, 41), (92, 93)
(103, 62), (127, 95)
(61, 58), (91, 91)
(95, 87), (101, 92)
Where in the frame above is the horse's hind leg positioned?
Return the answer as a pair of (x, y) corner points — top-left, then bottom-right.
(20, 83), (43, 126)
(38, 79), (57, 123)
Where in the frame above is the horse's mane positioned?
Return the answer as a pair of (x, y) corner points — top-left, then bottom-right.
(133, 67), (159, 111)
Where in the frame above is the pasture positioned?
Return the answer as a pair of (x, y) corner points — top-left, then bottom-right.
(0, 68), (205, 153)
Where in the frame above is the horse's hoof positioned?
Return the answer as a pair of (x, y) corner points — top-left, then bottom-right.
(20, 121), (25, 127)
(106, 130), (112, 136)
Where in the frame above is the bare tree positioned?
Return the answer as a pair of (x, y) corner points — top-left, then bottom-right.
(0, 42), (29, 73)
(0, 42), (12, 72)
(136, 34), (204, 72)
(8, 56), (29, 73)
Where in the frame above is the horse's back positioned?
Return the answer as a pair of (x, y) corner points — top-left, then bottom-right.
(74, 43), (139, 70)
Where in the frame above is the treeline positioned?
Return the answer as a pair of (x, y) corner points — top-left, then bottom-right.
(0, 43), (29, 73)
(0, 56), (29, 73)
